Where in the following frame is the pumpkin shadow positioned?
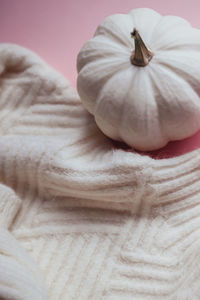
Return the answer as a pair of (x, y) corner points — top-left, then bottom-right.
(111, 130), (200, 160)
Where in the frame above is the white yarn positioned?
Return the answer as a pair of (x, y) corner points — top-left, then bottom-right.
(0, 43), (200, 299)
(0, 184), (48, 300)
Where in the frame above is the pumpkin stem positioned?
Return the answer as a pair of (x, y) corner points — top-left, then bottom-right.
(130, 28), (154, 67)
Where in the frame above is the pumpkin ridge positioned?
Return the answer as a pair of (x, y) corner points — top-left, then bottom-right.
(94, 15), (134, 48)
(118, 66), (138, 144)
(128, 8), (162, 44)
(79, 57), (130, 77)
(148, 68), (171, 143)
(93, 33), (133, 52)
(92, 36), (131, 53)
(146, 17), (162, 46)
(128, 68), (167, 150)
(150, 15), (191, 49)
(77, 51), (126, 73)
(78, 58), (130, 114)
(156, 44), (200, 52)
(93, 63), (133, 115)
(77, 37), (130, 73)
(156, 59), (200, 97)
(150, 25), (200, 52)
(93, 66), (137, 141)
(149, 63), (200, 140)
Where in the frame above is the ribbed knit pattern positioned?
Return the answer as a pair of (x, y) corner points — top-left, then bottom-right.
(0, 43), (200, 299)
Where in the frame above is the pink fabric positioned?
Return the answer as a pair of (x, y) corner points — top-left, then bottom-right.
(0, 0), (200, 157)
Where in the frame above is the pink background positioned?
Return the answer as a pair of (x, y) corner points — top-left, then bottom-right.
(1, 0), (200, 158)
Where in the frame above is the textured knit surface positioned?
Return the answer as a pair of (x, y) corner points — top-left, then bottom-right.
(0, 43), (200, 300)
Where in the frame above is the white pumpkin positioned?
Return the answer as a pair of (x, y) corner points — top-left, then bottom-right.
(77, 8), (200, 151)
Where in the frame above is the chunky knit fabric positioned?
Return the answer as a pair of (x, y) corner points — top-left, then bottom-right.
(0, 43), (200, 300)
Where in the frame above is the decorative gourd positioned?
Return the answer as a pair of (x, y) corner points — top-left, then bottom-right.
(77, 8), (200, 151)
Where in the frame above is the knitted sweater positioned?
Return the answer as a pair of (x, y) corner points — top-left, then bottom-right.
(0, 44), (200, 300)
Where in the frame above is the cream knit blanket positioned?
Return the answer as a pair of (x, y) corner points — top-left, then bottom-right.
(0, 44), (200, 300)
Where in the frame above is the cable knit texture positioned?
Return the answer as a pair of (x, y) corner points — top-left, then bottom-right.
(0, 43), (200, 300)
